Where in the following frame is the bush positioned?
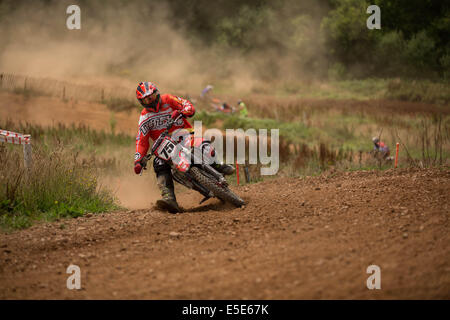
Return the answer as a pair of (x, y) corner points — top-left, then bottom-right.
(193, 110), (226, 127)
(439, 52), (450, 80)
(328, 62), (347, 81)
(374, 31), (406, 76)
(0, 144), (119, 231)
(321, 0), (375, 68)
(404, 31), (438, 76)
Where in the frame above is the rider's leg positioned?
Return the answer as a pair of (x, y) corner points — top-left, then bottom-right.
(153, 157), (181, 213)
(211, 162), (235, 175)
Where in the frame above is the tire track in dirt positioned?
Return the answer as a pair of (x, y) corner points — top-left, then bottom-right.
(0, 168), (449, 299)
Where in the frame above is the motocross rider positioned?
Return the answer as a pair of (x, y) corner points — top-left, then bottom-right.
(133, 81), (234, 213)
(372, 137), (391, 159)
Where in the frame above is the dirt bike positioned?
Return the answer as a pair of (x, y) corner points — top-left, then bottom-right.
(370, 149), (394, 162)
(140, 114), (245, 208)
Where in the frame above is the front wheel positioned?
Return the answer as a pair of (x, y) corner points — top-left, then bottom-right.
(190, 167), (245, 207)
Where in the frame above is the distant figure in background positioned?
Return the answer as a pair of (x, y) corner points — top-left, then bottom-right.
(200, 85), (214, 99)
(237, 99), (248, 118)
(372, 137), (391, 160)
(211, 99), (235, 114)
(220, 102), (234, 113)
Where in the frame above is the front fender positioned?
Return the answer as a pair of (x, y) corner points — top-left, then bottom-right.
(171, 145), (191, 172)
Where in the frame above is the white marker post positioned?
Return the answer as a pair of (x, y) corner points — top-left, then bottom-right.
(0, 129), (32, 172)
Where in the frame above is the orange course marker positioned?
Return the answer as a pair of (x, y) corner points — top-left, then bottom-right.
(395, 142), (399, 168)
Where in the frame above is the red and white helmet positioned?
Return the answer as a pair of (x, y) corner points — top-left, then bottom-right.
(136, 81), (161, 112)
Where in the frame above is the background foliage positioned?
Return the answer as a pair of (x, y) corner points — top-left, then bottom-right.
(164, 0), (449, 79)
(0, 0), (448, 80)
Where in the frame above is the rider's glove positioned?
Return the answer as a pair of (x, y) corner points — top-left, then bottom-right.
(134, 160), (143, 175)
(171, 110), (182, 120)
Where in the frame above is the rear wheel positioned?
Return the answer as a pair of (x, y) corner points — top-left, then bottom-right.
(190, 167), (245, 207)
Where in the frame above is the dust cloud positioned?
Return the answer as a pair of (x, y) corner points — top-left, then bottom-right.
(100, 172), (161, 210)
(0, 0), (329, 95)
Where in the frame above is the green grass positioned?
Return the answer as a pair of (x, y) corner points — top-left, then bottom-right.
(305, 78), (449, 104)
(0, 144), (122, 231)
(193, 107), (449, 180)
(0, 122), (132, 231)
(384, 79), (450, 104)
(212, 77), (450, 104)
(194, 110), (315, 144)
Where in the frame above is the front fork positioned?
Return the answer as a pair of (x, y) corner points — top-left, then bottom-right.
(200, 163), (228, 186)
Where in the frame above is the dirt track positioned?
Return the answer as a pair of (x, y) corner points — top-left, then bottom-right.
(1, 168), (449, 299)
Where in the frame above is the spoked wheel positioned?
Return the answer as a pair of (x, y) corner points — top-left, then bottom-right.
(190, 167), (245, 207)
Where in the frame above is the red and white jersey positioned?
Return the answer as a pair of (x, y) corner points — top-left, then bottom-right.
(134, 94), (195, 162)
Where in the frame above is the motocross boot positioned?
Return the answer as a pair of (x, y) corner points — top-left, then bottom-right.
(212, 162), (235, 175)
(155, 172), (182, 214)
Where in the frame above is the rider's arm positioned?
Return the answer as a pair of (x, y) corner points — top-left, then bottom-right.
(167, 94), (195, 117)
(133, 132), (149, 174)
(134, 114), (151, 164)
(135, 132), (150, 164)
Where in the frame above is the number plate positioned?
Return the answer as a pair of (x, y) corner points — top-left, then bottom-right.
(156, 138), (176, 160)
